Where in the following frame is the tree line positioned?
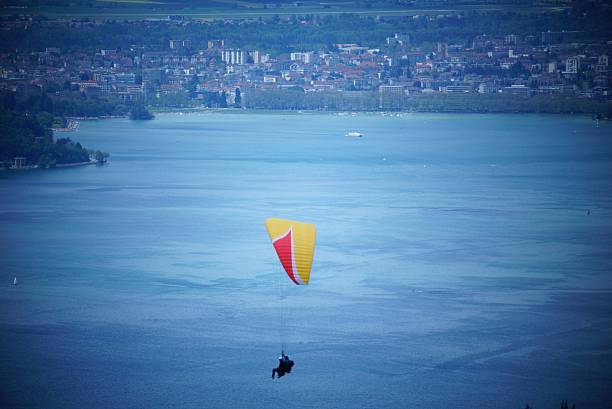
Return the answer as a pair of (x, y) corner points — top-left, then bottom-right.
(3, 4), (611, 54)
(243, 88), (612, 116)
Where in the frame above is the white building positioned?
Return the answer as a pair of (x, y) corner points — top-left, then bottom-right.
(169, 40), (191, 50)
(505, 34), (518, 45)
(250, 50), (269, 65)
(207, 39), (225, 49)
(222, 49), (245, 65)
(565, 57), (579, 74)
(290, 52), (312, 64)
(386, 33), (410, 46)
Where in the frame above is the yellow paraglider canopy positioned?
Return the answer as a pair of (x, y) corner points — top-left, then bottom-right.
(265, 218), (316, 285)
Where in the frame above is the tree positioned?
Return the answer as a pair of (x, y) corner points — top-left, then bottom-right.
(129, 104), (154, 120)
(234, 88), (242, 108)
(36, 111), (54, 128)
(94, 150), (109, 163)
(186, 74), (198, 93)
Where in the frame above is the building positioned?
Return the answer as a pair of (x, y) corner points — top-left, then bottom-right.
(503, 84), (531, 95)
(352, 78), (373, 90)
(445, 85), (473, 93)
(263, 75), (277, 83)
(598, 55), (608, 68)
(169, 40), (192, 50)
(505, 34), (518, 45)
(386, 33), (410, 46)
(207, 39), (225, 49)
(565, 57), (579, 74)
(478, 82), (498, 93)
(222, 49), (245, 65)
(436, 42), (448, 58)
(250, 50), (269, 65)
(337, 44), (368, 54)
(379, 85), (404, 109)
(12, 157), (27, 169)
(472, 34), (492, 49)
(115, 73), (136, 84)
(404, 52), (426, 66)
(290, 52), (313, 64)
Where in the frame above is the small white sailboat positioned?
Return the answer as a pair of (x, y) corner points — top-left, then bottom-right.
(13, 276), (18, 286)
(346, 131), (363, 137)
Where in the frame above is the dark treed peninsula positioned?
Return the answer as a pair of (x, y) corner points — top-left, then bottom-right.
(0, 109), (108, 169)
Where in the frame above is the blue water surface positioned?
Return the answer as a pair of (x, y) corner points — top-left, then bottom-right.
(1, 112), (611, 409)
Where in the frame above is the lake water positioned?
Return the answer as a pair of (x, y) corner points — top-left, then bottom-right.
(1, 112), (611, 409)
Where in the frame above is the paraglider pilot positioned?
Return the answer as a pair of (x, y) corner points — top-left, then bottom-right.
(272, 352), (294, 379)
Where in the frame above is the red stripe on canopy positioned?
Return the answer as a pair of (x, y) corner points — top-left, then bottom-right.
(272, 229), (299, 285)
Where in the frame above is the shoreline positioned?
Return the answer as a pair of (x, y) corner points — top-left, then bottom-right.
(147, 107), (609, 121)
(34, 109), (608, 130)
(2, 160), (100, 171)
(54, 160), (98, 168)
(42, 107), (608, 121)
(66, 115), (128, 121)
(51, 118), (79, 132)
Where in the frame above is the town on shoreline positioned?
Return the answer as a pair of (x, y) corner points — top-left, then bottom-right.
(1, 2), (611, 169)
(1, 4), (610, 116)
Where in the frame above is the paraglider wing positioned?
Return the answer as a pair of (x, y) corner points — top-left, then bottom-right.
(265, 218), (316, 285)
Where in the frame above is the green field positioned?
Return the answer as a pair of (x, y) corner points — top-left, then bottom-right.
(1, 1), (569, 20)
